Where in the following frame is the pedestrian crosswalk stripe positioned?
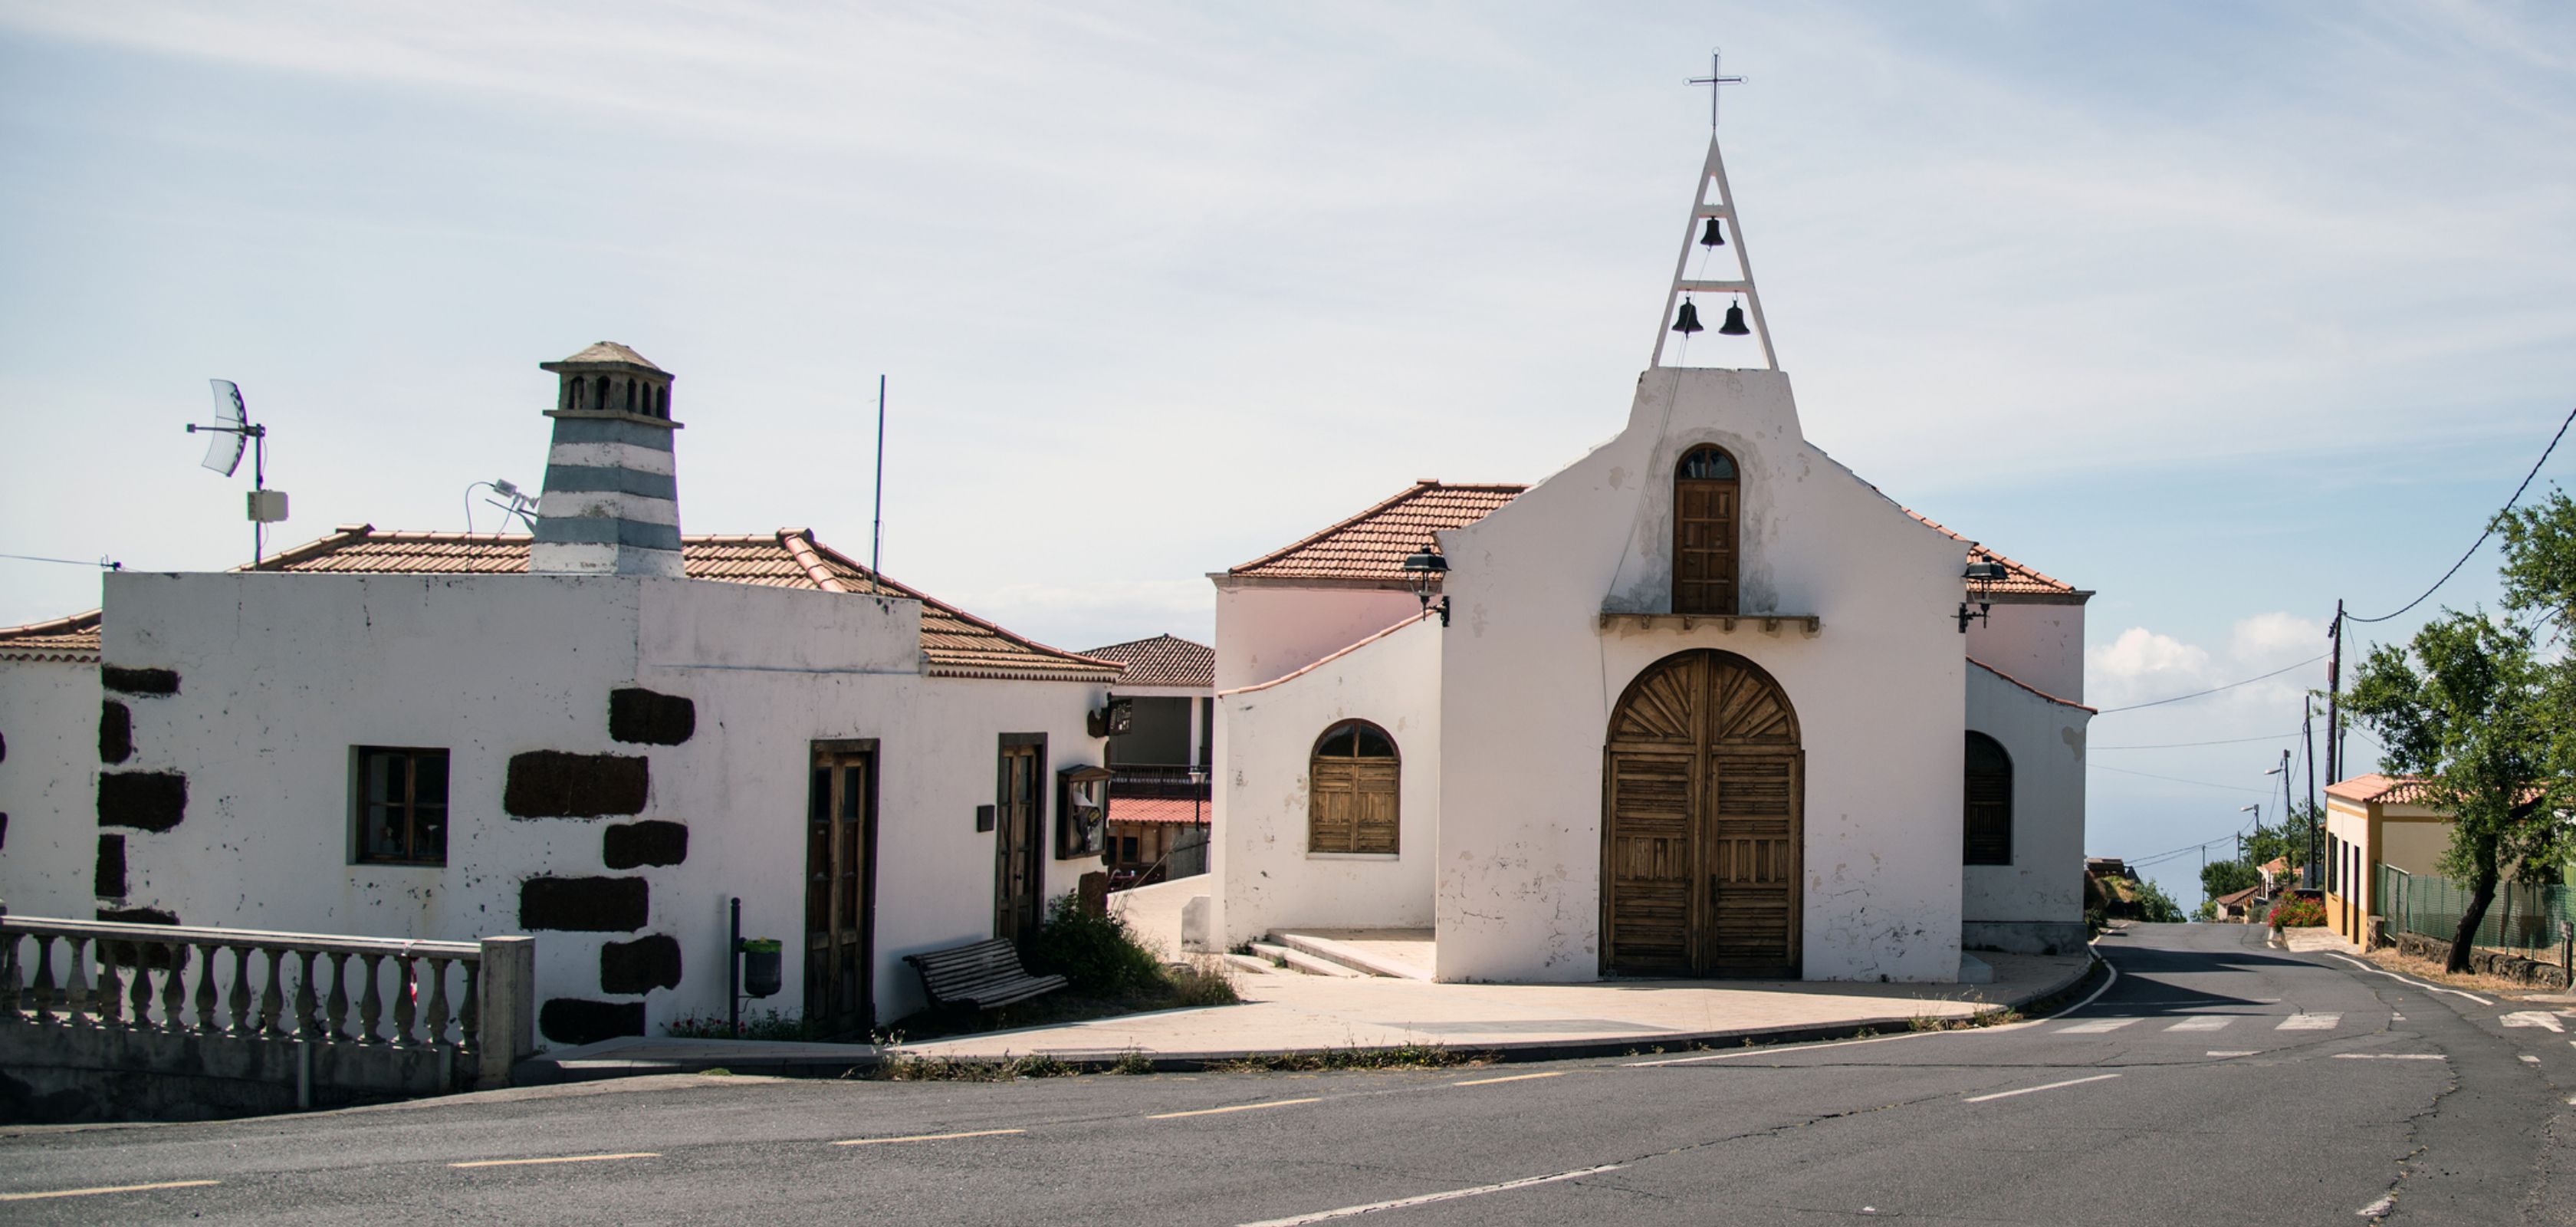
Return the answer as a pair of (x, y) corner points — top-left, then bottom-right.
(2058, 1018), (2137, 1034)
(2165, 1017), (2231, 1031)
(2275, 1013), (2339, 1031)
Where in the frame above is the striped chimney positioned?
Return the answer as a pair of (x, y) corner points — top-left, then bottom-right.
(531, 342), (684, 577)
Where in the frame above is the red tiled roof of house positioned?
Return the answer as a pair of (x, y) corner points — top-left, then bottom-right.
(1108, 796), (1212, 825)
(2326, 773), (2417, 804)
(1228, 480), (2084, 597)
(1080, 634), (1213, 689)
(0, 609), (102, 663)
(1229, 482), (1527, 582)
(238, 525), (1121, 682)
(2213, 886), (2262, 907)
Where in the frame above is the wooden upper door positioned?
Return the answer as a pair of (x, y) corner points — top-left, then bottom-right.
(805, 745), (876, 1037)
(994, 740), (1043, 946)
(1602, 649), (1802, 978)
(1674, 446), (1740, 615)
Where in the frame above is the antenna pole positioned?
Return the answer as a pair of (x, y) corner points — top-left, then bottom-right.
(870, 374), (886, 596)
(250, 424), (268, 566)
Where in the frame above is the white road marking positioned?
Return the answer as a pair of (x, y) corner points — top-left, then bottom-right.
(1452, 1071), (1565, 1087)
(1237, 1163), (1628, 1226)
(2166, 1017), (2232, 1031)
(2521, 1055), (2542, 1064)
(1963, 1073), (2121, 1104)
(2333, 1054), (2444, 1061)
(450, 1153), (659, 1169)
(0, 1179), (220, 1202)
(2358, 1194), (2395, 1217)
(2324, 954), (2493, 1006)
(2208, 1050), (2259, 1058)
(2502, 1011), (2566, 1032)
(1150, 1097), (1321, 1120)
(833, 1129), (1025, 1146)
(2277, 1014), (2341, 1031)
(2058, 1018), (2138, 1034)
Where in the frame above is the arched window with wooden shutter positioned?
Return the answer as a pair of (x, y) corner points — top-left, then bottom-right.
(1309, 720), (1399, 854)
(1963, 732), (2013, 866)
(1674, 445), (1740, 615)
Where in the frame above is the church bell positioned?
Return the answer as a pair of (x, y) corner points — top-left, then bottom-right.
(1671, 299), (1704, 335)
(1717, 301), (1750, 336)
(1699, 217), (1726, 248)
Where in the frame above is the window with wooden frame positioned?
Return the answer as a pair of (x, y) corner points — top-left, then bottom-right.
(355, 746), (449, 866)
(1674, 445), (1740, 615)
(1963, 732), (2012, 866)
(1309, 720), (1399, 855)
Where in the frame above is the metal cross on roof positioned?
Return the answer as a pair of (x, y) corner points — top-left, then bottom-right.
(1687, 49), (1745, 130)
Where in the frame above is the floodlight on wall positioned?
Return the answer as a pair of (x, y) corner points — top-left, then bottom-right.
(1401, 541), (1451, 627)
(1957, 558), (2009, 633)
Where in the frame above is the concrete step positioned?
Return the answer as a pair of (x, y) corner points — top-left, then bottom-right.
(1270, 931), (1432, 980)
(1221, 952), (1280, 976)
(1247, 941), (1367, 978)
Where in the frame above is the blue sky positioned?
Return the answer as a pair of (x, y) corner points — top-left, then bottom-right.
(4, 2), (2571, 910)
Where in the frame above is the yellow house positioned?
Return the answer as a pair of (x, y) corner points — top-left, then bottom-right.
(2322, 774), (2456, 946)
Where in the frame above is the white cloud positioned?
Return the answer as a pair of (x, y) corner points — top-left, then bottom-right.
(2088, 612), (2329, 712)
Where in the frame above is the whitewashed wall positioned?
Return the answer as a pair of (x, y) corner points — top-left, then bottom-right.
(1966, 602), (2086, 704)
(0, 659), (100, 918)
(1436, 367), (1969, 983)
(1211, 618), (1439, 949)
(96, 570), (1105, 1040)
(1963, 663), (2090, 955)
(1211, 584), (1421, 691)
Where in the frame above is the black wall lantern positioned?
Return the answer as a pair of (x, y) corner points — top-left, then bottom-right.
(1957, 558), (2009, 633)
(1401, 541), (1451, 627)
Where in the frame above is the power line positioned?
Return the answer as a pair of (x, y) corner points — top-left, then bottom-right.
(2347, 402), (2576, 624)
(2092, 732), (2298, 750)
(2087, 762), (2275, 794)
(2091, 654), (2325, 715)
(0, 551), (120, 570)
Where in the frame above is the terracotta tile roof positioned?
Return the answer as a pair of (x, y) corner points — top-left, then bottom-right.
(1229, 482), (1526, 582)
(1108, 795), (1212, 825)
(2323, 773), (2522, 808)
(1079, 634), (1213, 689)
(240, 525), (1121, 682)
(0, 609), (102, 663)
(1967, 657), (2095, 713)
(1905, 509), (2085, 597)
(1228, 479), (2084, 598)
(2213, 885), (2262, 907)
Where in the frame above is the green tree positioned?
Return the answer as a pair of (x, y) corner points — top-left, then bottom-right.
(2241, 801), (2321, 880)
(2344, 612), (2564, 972)
(2201, 858), (2260, 903)
(2132, 877), (2186, 923)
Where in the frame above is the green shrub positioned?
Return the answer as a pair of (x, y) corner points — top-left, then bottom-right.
(2269, 897), (2327, 929)
(1024, 895), (1165, 996)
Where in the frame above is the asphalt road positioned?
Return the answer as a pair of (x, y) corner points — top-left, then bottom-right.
(3, 923), (2571, 1225)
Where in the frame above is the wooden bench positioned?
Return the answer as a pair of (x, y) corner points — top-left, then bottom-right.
(904, 938), (1067, 1011)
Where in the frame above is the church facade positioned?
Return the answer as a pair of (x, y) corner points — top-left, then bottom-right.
(1206, 137), (2092, 984)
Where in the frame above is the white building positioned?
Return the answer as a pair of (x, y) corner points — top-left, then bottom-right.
(0, 344), (1123, 1043)
(1203, 137), (2094, 983)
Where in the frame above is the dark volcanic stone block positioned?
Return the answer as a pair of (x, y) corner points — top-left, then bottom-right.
(96, 905), (178, 926)
(97, 771), (186, 832)
(99, 700), (132, 765)
(600, 934), (683, 994)
(102, 666), (178, 696)
(608, 688), (695, 746)
(94, 834), (126, 898)
(540, 998), (646, 1046)
(602, 820), (688, 870)
(520, 876), (649, 932)
(504, 751), (649, 818)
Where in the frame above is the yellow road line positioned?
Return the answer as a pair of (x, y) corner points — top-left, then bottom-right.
(1149, 1097), (1322, 1120)
(833, 1128), (1027, 1146)
(0, 1179), (219, 1202)
(449, 1153), (660, 1169)
(1452, 1071), (1566, 1087)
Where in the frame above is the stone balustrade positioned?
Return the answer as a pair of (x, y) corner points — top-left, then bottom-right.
(0, 913), (535, 1121)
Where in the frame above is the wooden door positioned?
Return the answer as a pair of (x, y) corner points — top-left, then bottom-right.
(994, 741), (1043, 946)
(1603, 650), (1801, 978)
(805, 745), (876, 1037)
(1674, 447), (1739, 615)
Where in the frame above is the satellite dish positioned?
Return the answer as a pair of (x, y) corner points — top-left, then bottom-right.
(199, 380), (250, 476)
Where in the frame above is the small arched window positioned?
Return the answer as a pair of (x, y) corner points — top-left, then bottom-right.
(656, 386), (670, 418)
(593, 375), (610, 413)
(1964, 732), (2012, 865)
(1674, 445), (1740, 614)
(1309, 720), (1399, 854)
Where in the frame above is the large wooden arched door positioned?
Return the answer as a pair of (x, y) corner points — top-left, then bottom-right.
(1602, 650), (1802, 978)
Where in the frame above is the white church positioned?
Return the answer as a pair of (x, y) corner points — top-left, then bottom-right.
(1194, 135), (2094, 984)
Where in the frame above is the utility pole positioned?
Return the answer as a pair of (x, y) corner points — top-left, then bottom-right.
(2325, 602), (2343, 785)
(2303, 699), (2320, 892)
